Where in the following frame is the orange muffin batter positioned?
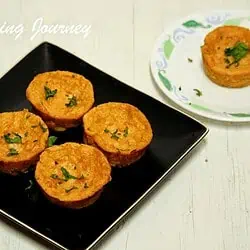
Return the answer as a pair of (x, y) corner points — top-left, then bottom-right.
(26, 70), (94, 131)
(0, 109), (49, 175)
(35, 142), (111, 209)
(83, 102), (153, 167)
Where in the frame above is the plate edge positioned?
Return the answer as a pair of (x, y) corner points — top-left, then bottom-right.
(86, 126), (209, 250)
(149, 10), (250, 123)
(0, 40), (209, 250)
(0, 209), (68, 250)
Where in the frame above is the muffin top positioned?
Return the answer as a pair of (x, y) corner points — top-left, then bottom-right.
(26, 70), (94, 120)
(201, 25), (250, 75)
(83, 102), (153, 154)
(35, 142), (111, 202)
(0, 109), (49, 162)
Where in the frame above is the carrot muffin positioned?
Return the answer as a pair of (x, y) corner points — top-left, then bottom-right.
(201, 25), (250, 88)
(26, 70), (95, 131)
(83, 102), (153, 167)
(35, 142), (111, 209)
(0, 109), (49, 175)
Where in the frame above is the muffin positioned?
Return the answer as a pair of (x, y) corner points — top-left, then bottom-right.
(201, 25), (250, 88)
(35, 142), (111, 209)
(26, 70), (95, 131)
(83, 102), (153, 167)
(0, 109), (49, 175)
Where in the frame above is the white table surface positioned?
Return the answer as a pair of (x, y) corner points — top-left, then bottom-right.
(1, 0), (250, 249)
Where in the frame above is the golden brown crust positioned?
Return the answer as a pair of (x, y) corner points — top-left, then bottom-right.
(0, 109), (49, 175)
(201, 25), (250, 88)
(83, 102), (153, 167)
(41, 188), (103, 209)
(35, 142), (111, 209)
(26, 71), (95, 131)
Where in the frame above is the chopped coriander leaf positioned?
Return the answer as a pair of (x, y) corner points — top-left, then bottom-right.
(193, 89), (202, 97)
(111, 134), (119, 140)
(39, 122), (47, 132)
(84, 183), (89, 189)
(104, 128), (110, 133)
(50, 174), (66, 182)
(7, 148), (19, 156)
(48, 136), (58, 147)
(31, 125), (38, 128)
(111, 129), (119, 140)
(123, 127), (129, 137)
(61, 167), (84, 181)
(44, 86), (57, 100)
(4, 133), (22, 144)
(26, 115), (31, 119)
(24, 132), (28, 137)
(188, 58), (193, 63)
(65, 186), (78, 193)
(224, 42), (249, 68)
(61, 167), (77, 180)
(65, 95), (77, 107)
(51, 174), (59, 179)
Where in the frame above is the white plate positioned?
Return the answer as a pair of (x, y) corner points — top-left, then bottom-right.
(150, 10), (250, 122)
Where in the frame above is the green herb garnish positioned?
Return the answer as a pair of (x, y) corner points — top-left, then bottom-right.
(4, 133), (22, 144)
(111, 129), (119, 140)
(24, 132), (28, 137)
(224, 42), (249, 68)
(26, 115), (31, 119)
(7, 148), (19, 156)
(48, 136), (58, 147)
(193, 89), (202, 97)
(65, 186), (78, 193)
(65, 96), (77, 107)
(50, 174), (66, 183)
(123, 127), (129, 137)
(44, 86), (57, 100)
(31, 125), (38, 128)
(105, 128), (128, 139)
(51, 174), (60, 179)
(84, 183), (89, 189)
(39, 122), (47, 132)
(188, 58), (193, 63)
(61, 167), (84, 181)
(104, 128), (110, 133)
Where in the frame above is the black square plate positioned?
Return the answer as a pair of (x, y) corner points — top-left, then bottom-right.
(0, 42), (208, 250)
